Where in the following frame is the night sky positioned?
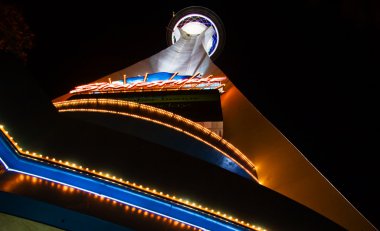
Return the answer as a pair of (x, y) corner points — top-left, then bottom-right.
(2, 0), (379, 228)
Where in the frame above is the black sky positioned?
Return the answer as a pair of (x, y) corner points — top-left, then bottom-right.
(3, 0), (380, 228)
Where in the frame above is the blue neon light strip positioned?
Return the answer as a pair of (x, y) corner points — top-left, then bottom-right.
(125, 76), (144, 83)
(0, 131), (247, 231)
(146, 72), (174, 82)
(124, 72), (192, 84)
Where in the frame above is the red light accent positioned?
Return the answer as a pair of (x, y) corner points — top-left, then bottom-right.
(70, 77), (226, 94)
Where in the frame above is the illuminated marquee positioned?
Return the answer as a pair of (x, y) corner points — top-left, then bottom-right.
(70, 76), (227, 94)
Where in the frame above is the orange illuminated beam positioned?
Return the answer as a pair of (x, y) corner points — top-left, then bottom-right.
(188, 75), (213, 90)
(143, 73), (148, 82)
(179, 72), (200, 89)
(169, 72), (178, 80)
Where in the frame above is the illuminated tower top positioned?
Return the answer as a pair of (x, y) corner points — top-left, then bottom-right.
(167, 6), (225, 59)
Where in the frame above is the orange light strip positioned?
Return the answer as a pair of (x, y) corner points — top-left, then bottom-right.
(70, 76), (227, 94)
(0, 125), (266, 231)
(179, 72), (200, 89)
(168, 72), (179, 80)
(188, 75), (213, 90)
(143, 73), (148, 82)
(53, 99), (257, 177)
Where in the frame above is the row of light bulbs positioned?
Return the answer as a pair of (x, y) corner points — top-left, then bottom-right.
(54, 99), (257, 179)
(0, 124), (265, 231)
(17, 174), (202, 230)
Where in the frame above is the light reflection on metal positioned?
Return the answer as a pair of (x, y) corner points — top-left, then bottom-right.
(0, 124), (265, 231)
